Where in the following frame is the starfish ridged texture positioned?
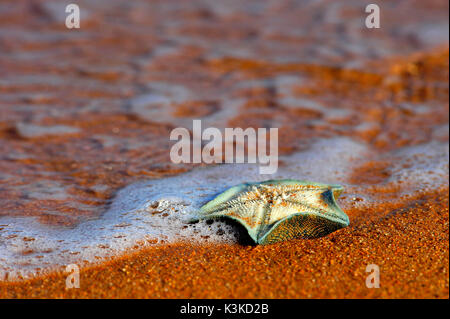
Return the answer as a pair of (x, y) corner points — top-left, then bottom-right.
(192, 179), (349, 245)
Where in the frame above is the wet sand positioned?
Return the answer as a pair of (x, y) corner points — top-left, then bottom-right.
(1, 187), (447, 298)
(0, 0), (448, 298)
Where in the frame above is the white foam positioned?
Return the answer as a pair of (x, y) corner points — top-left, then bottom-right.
(388, 141), (449, 193)
(15, 123), (80, 138)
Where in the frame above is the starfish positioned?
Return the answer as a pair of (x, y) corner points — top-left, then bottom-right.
(191, 179), (349, 245)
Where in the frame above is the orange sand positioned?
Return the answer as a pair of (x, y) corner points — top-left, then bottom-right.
(1, 188), (447, 299)
(0, 0), (448, 299)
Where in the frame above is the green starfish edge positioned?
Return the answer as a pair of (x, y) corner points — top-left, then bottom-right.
(191, 179), (349, 245)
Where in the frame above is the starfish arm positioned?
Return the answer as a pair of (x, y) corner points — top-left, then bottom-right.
(200, 183), (250, 212)
(282, 191), (349, 226)
(258, 212), (347, 245)
(193, 200), (267, 243)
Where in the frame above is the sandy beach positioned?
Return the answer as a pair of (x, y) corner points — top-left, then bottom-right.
(0, 0), (448, 299)
(1, 188), (448, 298)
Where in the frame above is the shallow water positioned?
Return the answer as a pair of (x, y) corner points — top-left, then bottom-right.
(0, 0), (448, 280)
